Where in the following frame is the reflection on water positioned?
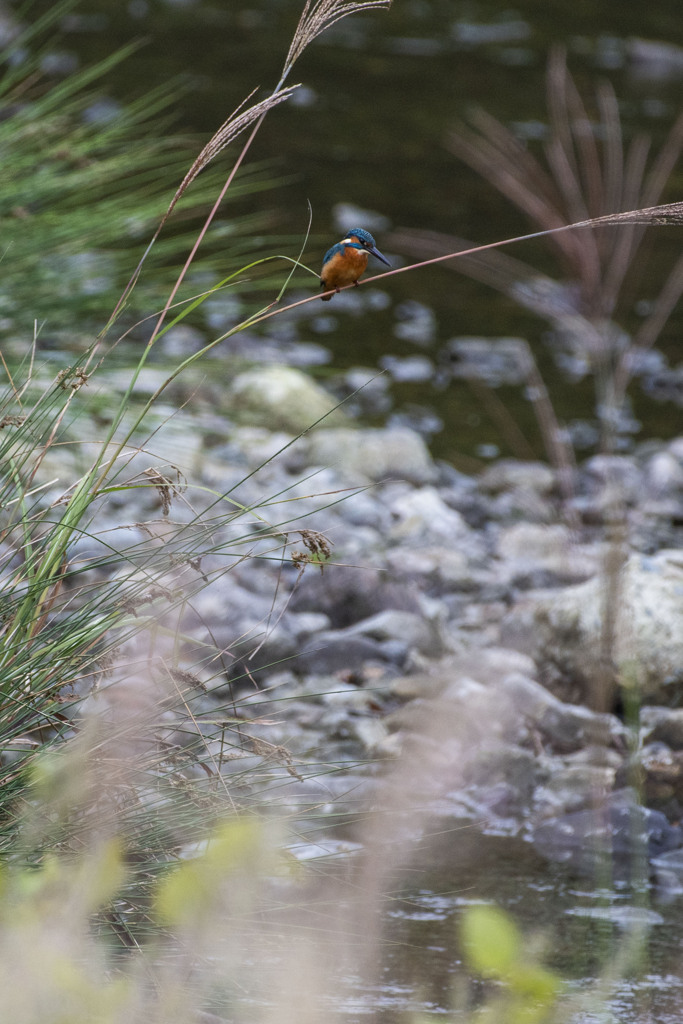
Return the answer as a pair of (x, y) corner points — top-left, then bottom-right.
(284, 808), (683, 1021)
(345, 829), (683, 1022)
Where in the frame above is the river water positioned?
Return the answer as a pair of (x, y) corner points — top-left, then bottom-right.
(17, 0), (683, 1018)
(23, 0), (683, 462)
(286, 816), (683, 1022)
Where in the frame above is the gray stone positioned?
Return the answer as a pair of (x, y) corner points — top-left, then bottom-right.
(390, 648), (536, 701)
(500, 671), (627, 751)
(445, 336), (529, 386)
(290, 564), (422, 628)
(349, 717), (392, 755)
(563, 744), (625, 769)
(341, 609), (442, 658)
(228, 365), (347, 432)
(294, 633), (397, 675)
(532, 763), (618, 820)
(159, 324), (206, 358)
(319, 681), (386, 710)
(641, 707), (683, 749)
(340, 367), (392, 417)
(640, 450), (683, 519)
(384, 545), (475, 590)
(532, 788), (682, 872)
(99, 367), (169, 396)
(583, 454), (643, 502)
(301, 426), (437, 484)
(387, 486), (477, 547)
(225, 427), (297, 470)
(67, 525), (154, 574)
(501, 549), (683, 701)
(645, 450), (683, 497)
(189, 578), (275, 635)
(478, 460), (556, 496)
(284, 612), (331, 639)
(465, 743), (543, 809)
(332, 488), (387, 528)
(496, 522), (600, 585)
(628, 38), (683, 79)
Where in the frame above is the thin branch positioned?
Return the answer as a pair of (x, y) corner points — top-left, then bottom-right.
(247, 200), (683, 330)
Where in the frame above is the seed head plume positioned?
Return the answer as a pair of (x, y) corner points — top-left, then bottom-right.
(108, 0), (392, 336)
(283, 0), (392, 82)
(587, 200), (683, 226)
(161, 87), (298, 227)
(109, 86), (296, 327)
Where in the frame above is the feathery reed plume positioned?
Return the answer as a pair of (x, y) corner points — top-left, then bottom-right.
(109, 0), (393, 339)
(444, 49), (683, 323)
(166, 0), (393, 219)
(161, 88), (298, 229)
(283, 0), (392, 80)
(443, 50), (683, 322)
(109, 87), (298, 325)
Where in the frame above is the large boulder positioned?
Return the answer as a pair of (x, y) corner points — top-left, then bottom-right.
(501, 549), (683, 704)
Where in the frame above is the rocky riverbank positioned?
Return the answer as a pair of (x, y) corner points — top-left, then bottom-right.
(52, 360), (683, 881)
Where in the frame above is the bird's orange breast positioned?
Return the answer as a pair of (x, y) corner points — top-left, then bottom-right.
(320, 247), (369, 289)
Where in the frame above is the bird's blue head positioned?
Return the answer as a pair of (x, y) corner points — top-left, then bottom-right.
(343, 228), (391, 266)
(346, 228), (377, 248)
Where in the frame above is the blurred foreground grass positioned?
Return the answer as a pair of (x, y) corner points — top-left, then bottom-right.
(0, 1), (284, 346)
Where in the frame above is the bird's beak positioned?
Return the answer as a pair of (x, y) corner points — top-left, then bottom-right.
(367, 245), (391, 267)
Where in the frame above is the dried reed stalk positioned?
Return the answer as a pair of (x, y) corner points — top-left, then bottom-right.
(108, 0), (393, 334)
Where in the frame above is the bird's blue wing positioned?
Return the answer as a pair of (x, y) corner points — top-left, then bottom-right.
(322, 242), (342, 266)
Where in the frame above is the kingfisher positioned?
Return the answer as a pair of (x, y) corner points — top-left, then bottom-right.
(320, 227), (391, 301)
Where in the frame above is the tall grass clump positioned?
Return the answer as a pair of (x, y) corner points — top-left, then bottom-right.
(0, 2), (283, 343)
(388, 52), (683, 716)
(0, 0), (392, 804)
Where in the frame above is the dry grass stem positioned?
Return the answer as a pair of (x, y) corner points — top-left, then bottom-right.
(446, 50), (683, 324)
(109, 0), (393, 333)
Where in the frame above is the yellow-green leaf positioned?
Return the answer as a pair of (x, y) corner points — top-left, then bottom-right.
(155, 816), (263, 927)
(460, 903), (521, 977)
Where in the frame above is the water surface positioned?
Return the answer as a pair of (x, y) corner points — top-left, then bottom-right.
(22, 0), (683, 459)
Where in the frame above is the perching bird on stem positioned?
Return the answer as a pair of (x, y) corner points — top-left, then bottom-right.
(320, 228), (390, 301)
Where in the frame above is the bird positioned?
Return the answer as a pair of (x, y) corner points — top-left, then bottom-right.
(320, 228), (391, 301)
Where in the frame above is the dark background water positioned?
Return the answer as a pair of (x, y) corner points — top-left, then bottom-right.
(18, 0), (683, 462)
